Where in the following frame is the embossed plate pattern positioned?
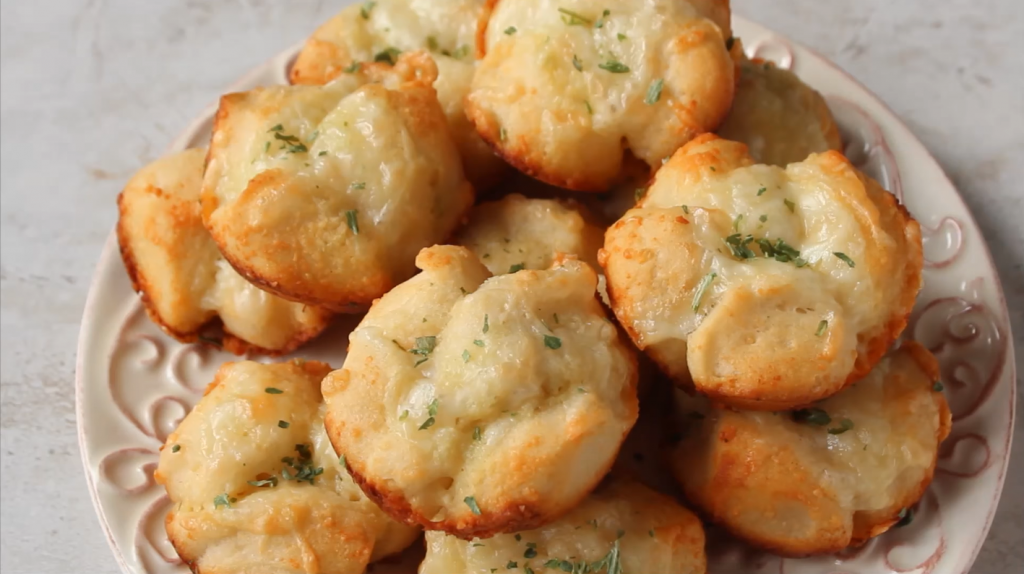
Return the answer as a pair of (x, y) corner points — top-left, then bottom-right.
(76, 15), (1015, 574)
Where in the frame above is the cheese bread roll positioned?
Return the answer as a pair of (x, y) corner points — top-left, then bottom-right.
(420, 478), (705, 574)
(717, 57), (842, 166)
(601, 134), (922, 410)
(290, 0), (507, 189)
(201, 52), (474, 312)
(669, 342), (951, 556)
(117, 148), (331, 355)
(455, 193), (603, 275)
(155, 360), (420, 574)
(467, 0), (735, 191)
(322, 245), (638, 539)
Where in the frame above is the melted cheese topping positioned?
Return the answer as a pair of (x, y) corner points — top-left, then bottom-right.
(321, 245), (638, 538)
(456, 193), (603, 275)
(600, 135), (922, 409)
(290, 0), (507, 189)
(716, 58), (842, 166)
(420, 478), (705, 574)
(155, 360), (419, 574)
(669, 343), (951, 555)
(202, 54), (474, 311)
(116, 148), (331, 354)
(466, 0), (734, 191)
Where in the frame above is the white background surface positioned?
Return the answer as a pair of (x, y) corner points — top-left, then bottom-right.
(0, 0), (1021, 572)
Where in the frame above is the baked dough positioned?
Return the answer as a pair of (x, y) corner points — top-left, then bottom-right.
(202, 53), (474, 311)
(600, 134), (922, 410)
(669, 342), (951, 556)
(290, 0), (507, 189)
(455, 193), (603, 275)
(116, 148), (331, 355)
(419, 477), (705, 573)
(322, 245), (638, 539)
(155, 360), (420, 574)
(467, 0), (735, 191)
(717, 57), (842, 166)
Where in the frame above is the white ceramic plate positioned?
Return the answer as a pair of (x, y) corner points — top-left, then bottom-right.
(76, 15), (1016, 574)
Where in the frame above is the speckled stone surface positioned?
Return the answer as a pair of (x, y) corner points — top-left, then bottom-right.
(0, 1), (1020, 572)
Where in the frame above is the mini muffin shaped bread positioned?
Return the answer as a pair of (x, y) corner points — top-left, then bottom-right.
(419, 477), (706, 574)
(321, 245), (638, 539)
(467, 0), (735, 191)
(717, 57), (843, 166)
(600, 135), (922, 410)
(154, 360), (420, 574)
(455, 193), (603, 275)
(117, 148), (331, 355)
(201, 52), (474, 311)
(290, 0), (507, 189)
(669, 342), (951, 556)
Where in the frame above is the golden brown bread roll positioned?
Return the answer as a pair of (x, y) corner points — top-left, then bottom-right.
(154, 360), (420, 574)
(601, 134), (922, 410)
(321, 245), (638, 539)
(669, 342), (951, 556)
(116, 148), (331, 355)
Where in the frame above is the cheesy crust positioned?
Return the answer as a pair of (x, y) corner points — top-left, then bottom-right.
(322, 245), (638, 539)
(420, 478), (705, 573)
(466, 0), (735, 191)
(290, 0), (508, 189)
(116, 148), (331, 355)
(154, 360), (420, 574)
(669, 342), (951, 556)
(202, 53), (474, 311)
(600, 134), (922, 410)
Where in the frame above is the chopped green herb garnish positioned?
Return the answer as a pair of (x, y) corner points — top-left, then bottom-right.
(171, 444), (180, 453)
(318, 150), (328, 156)
(399, 410), (409, 420)
(360, 1), (376, 19)
(343, 61), (360, 73)
(515, 534), (522, 542)
(268, 124), (284, 132)
(419, 417), (436, 430)
(617, 32), (627, 40)
(933, 381), (944, 392)
(543, 334), (562, 349)
(584, 100), (593, 114)
(213, 493), (234, 509)
(473, 542), (485, 547)
(265, 387), (284, 394)
(505, 26), (517, 35)
(451, 45), (471, 59)
(816, 319), (828, 337)
(644, 78), (664, 105)
(833, 252), (856, 267)
(896, 507), (913, 527)
(426, 36), (440, 51)
(524, 547), (538, 559)
(410, 336), (438, 365)
(345, 210), (359, 234)
(757, 186), (767, 196)
(473, 426), (482, 440)
(307, 130), (319, 143)
(557, 7), (592, 26)
(598, 60), (630, 73)
(373, 47), (401, 65)
(692, 272), (717, 311)
(428, 398), (438, 417)
(462, 349), (471, 362)
(464, 496), (482, 515)
(724, 233), (756, 259)
(278, 420), (290, 428)
(682, 205), (689, 214)
(733, 213), (744, 231)
(792, 407), (831, 426)
(350, 181), (366, 190)
(784, 198), (796, 212)
(507, 561), (518, 569)
(759, 214), (768, 223)
(828, 418), (855, 435)
(572, 54), (583, 71)
(473, 339), (485, 348)
(509, 262), (526, 273)
(247, 477), (279, 488)
(594, 9), (611, 28)
(553, 313), (559, 324)
(483, 314), (490, 333)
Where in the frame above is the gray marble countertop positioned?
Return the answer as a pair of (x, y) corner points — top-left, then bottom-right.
(0, 1), (1021, 573)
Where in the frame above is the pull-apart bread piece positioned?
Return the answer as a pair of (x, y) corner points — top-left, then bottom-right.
(202, 52), (474, 312)
(601, 135), (922, 410)
(669, 342), (951, 556)
(155, 360), (420, 574)
(322, 246), (638, 539)
(290, 0), (507, 189)
(117, 148), (331, 355)
(467, 0), (736, 191)
(420, 477), (706, 574)
(455, 193), (603, 275)
(717, 56), (843, 166)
